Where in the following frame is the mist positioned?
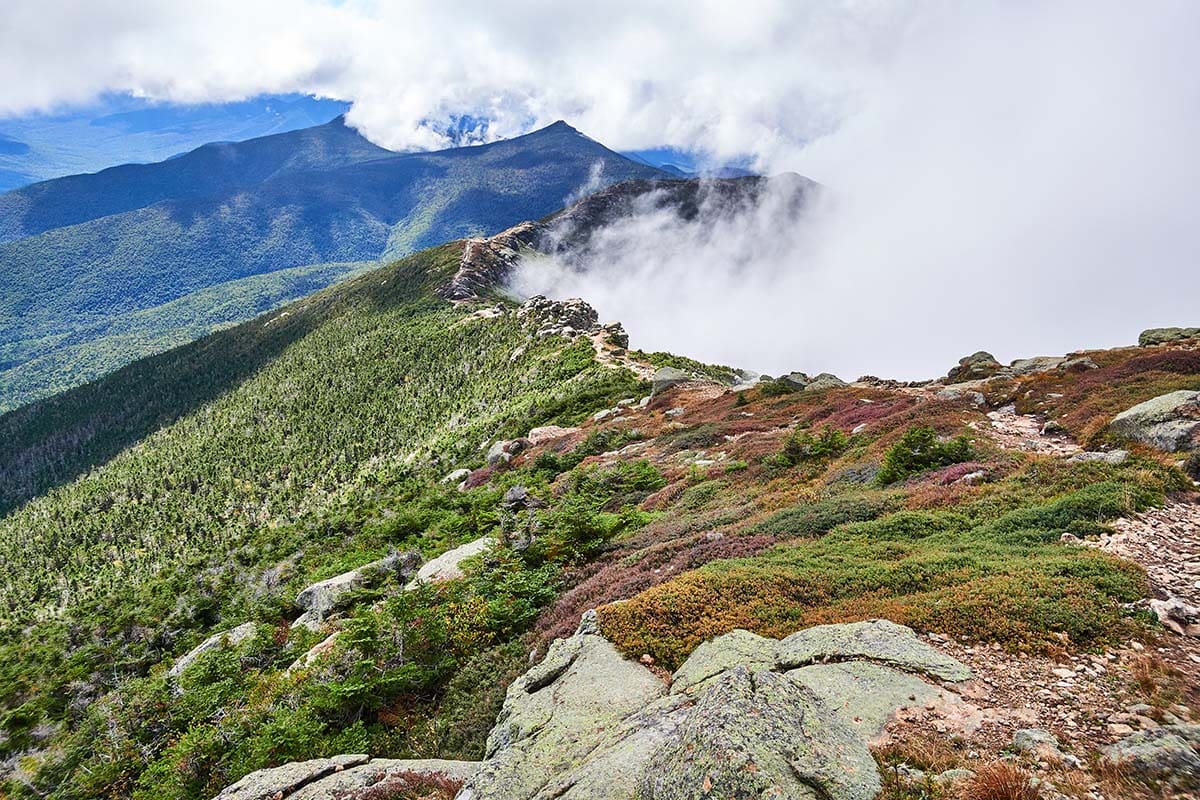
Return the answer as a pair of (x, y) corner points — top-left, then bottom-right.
(511, 3), (1200, 380)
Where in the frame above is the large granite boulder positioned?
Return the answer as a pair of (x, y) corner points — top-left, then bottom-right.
(293, 551), (421, 631)
(456, 616), (969, 800)
(168, 622), (257, 680)
(1009, 356), (1066, 376)
(651, 367), (689, 396)
(805, 372), (849, 392)
(1108, 390), (1200, 452)
(1139, 327), (1200, 347)
(946, 351), (1006, 383)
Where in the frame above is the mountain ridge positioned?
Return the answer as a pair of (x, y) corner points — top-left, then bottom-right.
(0, 119), (671, 412)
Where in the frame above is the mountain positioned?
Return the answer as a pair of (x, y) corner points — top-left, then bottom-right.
(0, 119), (669, 412)
(0, 176), (1197, 798)
(0, 93), (351, 192)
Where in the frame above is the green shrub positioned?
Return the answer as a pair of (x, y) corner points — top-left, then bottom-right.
(877, 426), (974, 485)
(749, 492), (899, 539)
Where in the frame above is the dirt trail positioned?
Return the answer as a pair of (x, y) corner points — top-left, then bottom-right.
(981, 403), (1082, 457)
(587, 329), (656, 380)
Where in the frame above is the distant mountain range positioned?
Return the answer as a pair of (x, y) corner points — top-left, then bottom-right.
(0, 93), (351, 192)
(0, 118), (669, 411)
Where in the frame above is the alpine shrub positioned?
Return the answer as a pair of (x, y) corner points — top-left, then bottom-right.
(877, 426), (974, 485)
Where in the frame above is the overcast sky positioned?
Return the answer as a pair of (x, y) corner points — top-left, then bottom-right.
(2, 0), (1199, 377)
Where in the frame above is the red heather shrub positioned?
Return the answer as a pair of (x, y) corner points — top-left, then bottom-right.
(534, 531), (777, 644)
(461, 466), (495, 489)
(343, 770), (464, 800)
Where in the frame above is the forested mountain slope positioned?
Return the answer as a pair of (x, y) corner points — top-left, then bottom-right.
(0, 119), (667, 412)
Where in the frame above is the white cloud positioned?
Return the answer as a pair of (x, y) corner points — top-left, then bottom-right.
(2, 1), (1199, 377)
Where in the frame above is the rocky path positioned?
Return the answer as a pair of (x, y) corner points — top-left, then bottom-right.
(981, 403), (1082, 457)
(1092, 500), (1200, 612)
(587, 329), (656, 379)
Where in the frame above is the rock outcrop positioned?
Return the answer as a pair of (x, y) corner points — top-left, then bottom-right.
(516, 295), (600, 338)
(213, 754), (478, 800)
(1102, 724), (1200, 790)
(946, 351), (1007, 383)
(293, 551), (421, 631)
(1139, 327), (1200, 347)
(1108, 390), (1200, 452)
(456, 615), (970, 800)
(168, 622), (257, 679)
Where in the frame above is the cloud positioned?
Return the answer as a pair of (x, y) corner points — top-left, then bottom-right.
(509, 2), (1200, 379)
(2, 1), (1199, 377)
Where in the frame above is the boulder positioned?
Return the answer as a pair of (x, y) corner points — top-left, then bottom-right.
(286, 631), (342, 674)
(1102, 725), (1200, 789)
(442, 468), (471, 485)
(211, 755), (477, 800)
(1012, 728), (1079, 766)
(486, 437), (530, 466)
(805, 372), (848, 392)
(1108, 390), (1200, 452)
(1060, 356), (1099, 371)
(168, 622), (257, 679)
(405, 536), (494, 590)
(293, 551), (421, 631)
(781, 371), (811, 390)
(458, 616), (970, 799)
(946, 351), (1004, 383)
(1139, 327), (1200, 347)
(651, 367), (689, 396)
(602, 322), (630, 349)
(1010, 356), (1066, 376)
(1150, 596), (1200, 637)
(1068, 449), (1129, 465)
(775, 619), (972, 682)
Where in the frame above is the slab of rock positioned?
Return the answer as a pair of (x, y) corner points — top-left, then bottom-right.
(293, 551), (421, 631)
(212, 755), (476, 800)
(1150, 596), (1200, 637)
(1109, 390), (1200, 452)
(1102, 724), (1200, 789)
(442, 468), (471, 485)
(213, 754), (369, 800)
(405, 536), (494, 590)
(776, 619), (973, 682)
(1068, 449), (1129, 465)
(168, 622), (257, 679)
(651, 367), (689, 396)
(671, 629), (776, 694)
(468, 622), (666, 799)
(641, 668), (879, 800)
(1139, 327), (1200, 347)
(787, 661), (944, 739)
(291, 758), (478, 799)
(1010, 356), (1067, 375)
